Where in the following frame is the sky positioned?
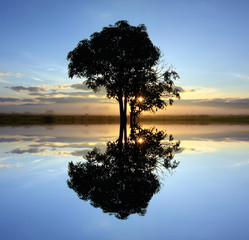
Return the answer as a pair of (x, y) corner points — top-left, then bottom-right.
(0, 0), (249, 115)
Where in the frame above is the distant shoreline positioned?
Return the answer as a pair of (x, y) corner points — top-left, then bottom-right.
(0, 113), (249, 126)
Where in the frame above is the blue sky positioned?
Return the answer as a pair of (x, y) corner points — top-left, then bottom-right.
(0, 0), (249, 115)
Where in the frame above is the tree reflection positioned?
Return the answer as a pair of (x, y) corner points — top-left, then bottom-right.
(67, 124), (180, 220)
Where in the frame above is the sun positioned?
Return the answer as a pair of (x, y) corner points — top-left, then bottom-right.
(137, 97), (143, 102)
(137, 138), (144, 144)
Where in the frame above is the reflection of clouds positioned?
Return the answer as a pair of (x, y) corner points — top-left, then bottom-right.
(0, 164), (23, 168)
(192, 136), (249, 143)
(0, 156), (10, 162)
(71, 150), (90, 157)
(1, 132), (108, 159)
(0, 72), (23, 77)
(2, 132), (249, 159)
(31, 159), (43, 164)
(9, 147), (81, 157)
(180, 141), (218, 154)
(231, 160), (249, 167)
(2, 125), (249, 162)
(175, 147), (196, 154)
(30, 142), (92, 148)
(0, 136), (41, 143)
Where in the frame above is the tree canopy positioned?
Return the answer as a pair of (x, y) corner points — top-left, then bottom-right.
(67, 20), (180, 124)
(67, 124), (180, 219)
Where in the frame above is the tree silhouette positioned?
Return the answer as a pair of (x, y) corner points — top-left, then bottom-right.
(67, 124), (180, 220)
(67, 20), (180, 126)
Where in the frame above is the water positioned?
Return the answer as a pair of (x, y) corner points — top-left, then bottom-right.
(0, 124), (249, 240)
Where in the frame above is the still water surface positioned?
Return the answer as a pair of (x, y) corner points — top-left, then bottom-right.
(0, 124), (249, 240)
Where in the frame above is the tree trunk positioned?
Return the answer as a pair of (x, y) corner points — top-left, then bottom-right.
(130, 101), (135, 128)
(118, 96), (127, 144)
(124, 96), (127, 143)
(118, 97), (124, 143)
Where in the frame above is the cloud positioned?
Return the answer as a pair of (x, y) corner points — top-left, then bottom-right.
(0, 97), (21, 102)
(0, 97), (36, 103)
(175, 147), (196, 154)
(0, 164), (23, 168)
(6, 82), (92, 94)
(71, 150), (89, 157)
(47, 68), (55, 71)
(8, 86), (46, 92)
(10, 148), (46, 154)
(0, 72), (24, 77)
(0, 72), (11, 76)
(231, 160), (249, 167)
(71, 82), (106, 94)
(35, 96), (105, 104)
(71, 82), (89, 90)
(177, 97), (249, 109)
(29, 91), (94, 97)
(0, 79), (9, 83)
(175, 86), (196, 93)
(231, 73), (249, 82)
(31, 77), (43, 82)
(51, 84), (72, 90)
(198, 98), (249, 108)
(0, 137), (25, 143)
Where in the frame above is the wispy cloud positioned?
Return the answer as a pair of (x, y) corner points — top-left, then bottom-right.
(35, 96), (105, 104)
(3, 81), (105, 106)
(8, 86), (46, 92)
(231, 160), (249, 167)
(0, 73), (24, 84)
(231, 73), (249, 82)
(0, 79), (10, 83)
(29, 91), (94, 97)
(10, 148), (46, 154)
(31, 76), (43, 82)
(0, 164), (23, 168)
(0, 72), (24, 77)
(0, 95), (106, 105)
(177, 97), (249, 109)
(7, 82), (90, 92)
(71, 82), (89, 90)
(0, 97), (37, 103)
(0, 72), (11, 76)
(0, 97), (22, 103)
(16, 73), (24, 76)
(175, 86), (196, 93)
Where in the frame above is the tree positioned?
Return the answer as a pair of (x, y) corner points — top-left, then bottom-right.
(67, 124), (180, 219)
(67, 20), (180, 126)
(129, 70), (180, 126)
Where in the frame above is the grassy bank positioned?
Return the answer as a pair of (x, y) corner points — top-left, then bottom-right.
(140, 115), (249, 124)
(0, 114), (120, 125)
(0, 113), (249, 126)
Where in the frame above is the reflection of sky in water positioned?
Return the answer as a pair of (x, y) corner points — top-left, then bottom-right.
(0, 124), (249, 240)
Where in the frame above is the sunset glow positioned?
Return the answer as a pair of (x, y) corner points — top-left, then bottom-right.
(0, 0), (248, 115)
(137, 138), (144, 144)
(137, 97), (144, 102)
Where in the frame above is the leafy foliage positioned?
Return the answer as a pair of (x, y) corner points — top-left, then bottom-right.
(67, 20), (180, 121)
(67, 125), (180, 219)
